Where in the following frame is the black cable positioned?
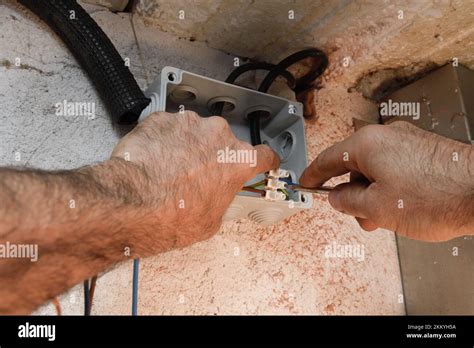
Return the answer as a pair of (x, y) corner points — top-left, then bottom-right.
(212, 62), (296, 116)
(249, 115), (262, 145)
(248, 48), (328, 145)
(225, 62), (295, 87)
(220, 49), (327, 146)
(83, 279), (90, 316)
(132, 258), (139, 315)
(258, 48), (328, 94)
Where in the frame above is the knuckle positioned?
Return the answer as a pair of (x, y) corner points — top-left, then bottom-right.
(356, 124), (382, 139)
(183, 110), (201, 126)
(208, 116), (231, 131)
(184, 110), (199, 118)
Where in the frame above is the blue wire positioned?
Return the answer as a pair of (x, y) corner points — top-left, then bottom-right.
(132, 258), (139, 315)
(280, 178), (297, 185)
(83, 279), (90, 316)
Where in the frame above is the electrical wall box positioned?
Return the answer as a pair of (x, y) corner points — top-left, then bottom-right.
(139, 67), (313, 225)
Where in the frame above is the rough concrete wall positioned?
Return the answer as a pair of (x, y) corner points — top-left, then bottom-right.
(136, 0), (474, 87)
(0, 0), (405, 315)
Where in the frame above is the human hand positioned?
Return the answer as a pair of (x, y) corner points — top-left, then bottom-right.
(111, 111), (279, 255)
(300, 121), (474, 242)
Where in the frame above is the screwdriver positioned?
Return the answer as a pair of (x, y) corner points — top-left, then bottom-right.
(286, 184), (334, 195)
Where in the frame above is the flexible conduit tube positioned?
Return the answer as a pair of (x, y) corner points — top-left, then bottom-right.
(18, 0), (150, 124)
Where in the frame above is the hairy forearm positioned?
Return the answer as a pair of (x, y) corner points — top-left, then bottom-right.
(0, 111), (278, 314)
(0, 159), (162, 314)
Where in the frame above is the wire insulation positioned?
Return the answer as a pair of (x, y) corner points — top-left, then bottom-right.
(222, 49), (328, 146)
(241, 187), (266, 196)
(83, 279), (90, 316)
(212, 62), (296, 116)
(87, 275), (97, 315)
(132, 258), (140, 315)
(258, 48), (328, 94)
(225, 62), (296, 87)
(52, 297), (62, 316)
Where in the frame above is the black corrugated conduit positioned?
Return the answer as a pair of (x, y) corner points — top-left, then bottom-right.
(18, 0), (150, 124)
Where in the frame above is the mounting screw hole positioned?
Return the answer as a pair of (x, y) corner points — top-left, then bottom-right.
(167, 72), (177, 82)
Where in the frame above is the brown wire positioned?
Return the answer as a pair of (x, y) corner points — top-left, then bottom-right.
(87, 275), (98, 315)
(241, 187), (266, 196)
(52, 297), (62, 316)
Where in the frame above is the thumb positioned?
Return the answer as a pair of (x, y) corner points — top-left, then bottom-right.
(328, 182), (373, 219)
(253, 144), (280, 174)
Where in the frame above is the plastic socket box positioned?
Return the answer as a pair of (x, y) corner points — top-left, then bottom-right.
(139, 67), (312, 225)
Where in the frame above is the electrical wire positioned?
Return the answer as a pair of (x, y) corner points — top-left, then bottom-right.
(223, 48), (328, 145)
(248, 48), (328, 146)
(87, 275), (97, 315)
(241, 187), (266, 196)
(52, 297), (62, 316)
(258, 48), (328, 94)
(225, 62), (296, 87)
(212, 62), (295, 116)
(249, 179), (266, 188)
(83, 275), (98, 315)
(83, 279), (90, 316)
(248, 115), (262, 145)
(132, 258), (139, 316)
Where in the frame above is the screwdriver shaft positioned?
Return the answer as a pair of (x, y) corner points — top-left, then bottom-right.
(287, 184), (334, 195)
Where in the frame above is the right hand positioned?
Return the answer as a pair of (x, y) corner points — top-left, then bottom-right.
(300, 121), (474, 242)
